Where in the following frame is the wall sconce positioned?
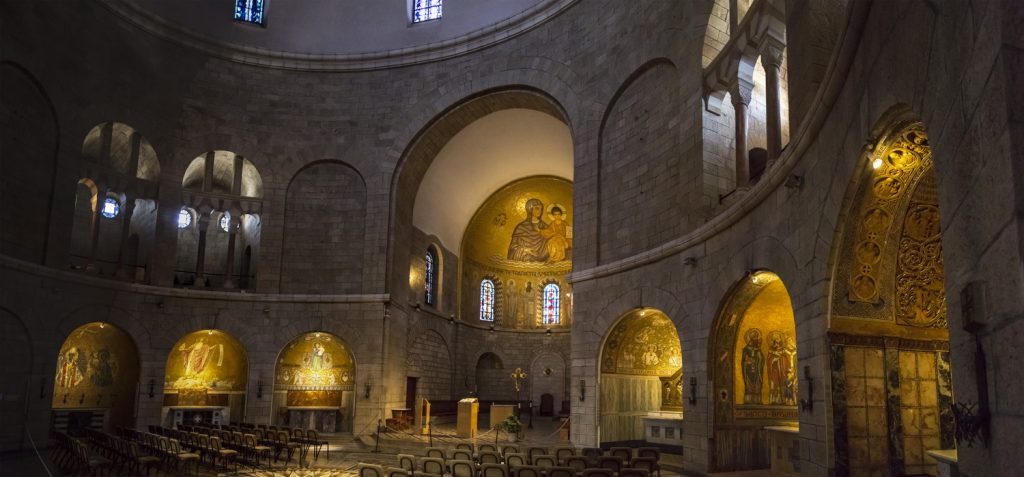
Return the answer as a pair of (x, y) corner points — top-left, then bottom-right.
(546, 328), (552, 335)
(256, 380), (264, 399)
(449, 315), (456, 325)
(688, 377), (698, 405)
(578, 379), (585, 402)
(799, 366), (813, 412)
(683, 257), (697, 267)
(148, 379), (155, 398)
(489, 325), (495, 333)
(364, 380), (373, 399)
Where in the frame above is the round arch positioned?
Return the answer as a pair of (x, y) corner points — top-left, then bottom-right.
(271, 331), (356, 432)
(163, 329), (248, 427)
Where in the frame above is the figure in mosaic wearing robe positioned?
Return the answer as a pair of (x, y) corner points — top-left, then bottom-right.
(767, 331), (792, 405)
(507, 198), (550, 262)
(741, 328), (765, 404)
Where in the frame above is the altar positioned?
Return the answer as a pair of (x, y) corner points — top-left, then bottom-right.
(642, 411), (683, 445)
(286, 407), (342, 433)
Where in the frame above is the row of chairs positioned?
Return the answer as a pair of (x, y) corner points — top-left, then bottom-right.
(183, 422), (330, 461)
(52, 432), (113, 476)
(410, 444), (659, 475)
(362, 461), (656, 477)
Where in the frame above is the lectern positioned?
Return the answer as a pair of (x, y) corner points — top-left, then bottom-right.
(416, 398), (431, 435)
(456, 397), (479, 438)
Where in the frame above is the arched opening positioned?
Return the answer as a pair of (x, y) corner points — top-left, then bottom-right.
(51, 322), (139, 435)
(708, 270), (797, 472)
(162, 329), (248, 427)
(599, 308), (683, 446)
(529, 352), (567, 417)
(474, 352), (505, 400)
(272, 331), (355, 433)
(828, 118), (955, 476)
(178, 151), (263, 289)
(69, 178), (97, 269)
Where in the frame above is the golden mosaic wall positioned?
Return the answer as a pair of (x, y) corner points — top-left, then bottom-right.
(711, 272), (798, 418)
(52, 322), (138, 410)
(275, 332), (354, 407)
(601, 309), (681, 377)
(164, 329), (247, 393)
(831, 122), (948, 340)
(460, 176), (573, 329)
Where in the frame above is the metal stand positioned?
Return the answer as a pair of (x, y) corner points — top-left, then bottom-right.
(372, 419), (382, 453)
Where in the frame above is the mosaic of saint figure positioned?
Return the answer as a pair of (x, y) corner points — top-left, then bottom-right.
(741, 328), (764, 404)
(89, 349), (114, 387)
(179, 338), (219, 377)
(56, 347), (85, 388)
(507, 199), (570, 263)
(767, 331), (794, 405)
(784, 336), (798, 405)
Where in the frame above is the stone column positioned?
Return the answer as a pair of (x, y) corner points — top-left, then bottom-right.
(114, 196), (136, 279)
(731, 78), (754, 189)
(194, 211), (210, 287)
(86, 185), (109, 272)
(763, 39), (786, 166)
(223, 213), (239, 289)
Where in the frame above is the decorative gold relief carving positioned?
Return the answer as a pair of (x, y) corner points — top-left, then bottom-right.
(600, 309), (681, 377)
(895, 174), (946, 328)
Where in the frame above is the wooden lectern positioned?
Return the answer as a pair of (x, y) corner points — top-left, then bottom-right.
(456, 397), (479, 438)
(416, 398), (431, 435)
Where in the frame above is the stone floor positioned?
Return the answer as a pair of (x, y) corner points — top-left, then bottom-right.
(1, 417), (708, 477)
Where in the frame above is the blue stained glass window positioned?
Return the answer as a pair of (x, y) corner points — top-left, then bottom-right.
(542, 283), (560, 325)
(177, 208), (192, 229)
(100, 197), (120, 219)
(480, 279), (495, 322)
(412, 0), (443, 23)
(425, 249), (437, 305)
(235, 0), (265, 25)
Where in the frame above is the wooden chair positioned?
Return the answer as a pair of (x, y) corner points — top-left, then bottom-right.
(456, 443), (475, 453)
(618, 469), (650, 477)
(553, 446), (576, 465)
(635, 448), (660, 477)
(629, 457), (658, 477)
(307, 429), (330, 460)
(598, 455), (625, 474)
(505, 453), (528, 467)
(165, 438), (200, 476)
(420, 456), (446, 475)
(426, 447), (447, 460)
(533, 455), (556, 468)
(501, 445), (520, 457)
(478, 450), (502, 465)
(361, 463), (387, 477)
(210, 435), (239, 472)
(397, 453), (418, 471)
(565, 456), (589, 474)
(527, 446), (549, 464)
(274, 430), (301, 463)
(514, 465), (544, 477)
(450, 459), (476, 477)
(481, 463), (509, 477)
(478, 443), (498, 454)
(609, 447), (632, 461)
(581, 469), (614, 477)
(244, 433), (273, 468)
(453, 449), (474, 462)
(547, 466), (576, 477)
(128, 441), (160, 477)
(387, 467), (411, 477)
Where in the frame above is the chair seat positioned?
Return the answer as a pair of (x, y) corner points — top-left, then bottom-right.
(137, 456), (160, 464)
(219, 449), (239, 456)
(254, 445), (272, 451)
(177, 452), (200, 459)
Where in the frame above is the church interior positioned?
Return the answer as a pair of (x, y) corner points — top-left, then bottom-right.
(1, 0), (1021, 476)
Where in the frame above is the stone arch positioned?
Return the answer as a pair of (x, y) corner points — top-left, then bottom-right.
(597, 58), (686, 264)
(474, 351), (506, 401)
(707, 270), (798, 472)
(826, 109), (956, 476)
(0, 61), (59, 264)
(0, 307), (32, 451)
(701, 0), (732, 67)
(280, 160), (367, 294)
(271, 331), (357, 432)
(51, 322), (140, 433)
(597, 307), (683, 444)
(529, 351), (567, 412)
(163, 328), (249, 426)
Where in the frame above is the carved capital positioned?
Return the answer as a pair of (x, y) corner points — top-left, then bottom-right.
(730, 78), (754, 106)
(760, 37), (786, 69)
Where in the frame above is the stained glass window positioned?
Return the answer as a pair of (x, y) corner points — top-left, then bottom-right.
(100, 197), (120, 219)
(219, 212), (231, 232)
(480, 279), (495, 322)
(542, 283), (560, 325)
(412, 0), (443, 23)
(234, 0), (265, 25)
(425, 248), (437, 305)
(177, 208), (192, 229)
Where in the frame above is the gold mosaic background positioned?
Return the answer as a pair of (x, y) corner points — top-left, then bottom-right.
(601, 309), (682, 377)
(164, 330), (247, 392)
(275, 332), (354, 391)
(710, 272), (798, 421)
(460, 176), (573, 329)
(831, 122), (948, 339)
(53, 322), (138, 410)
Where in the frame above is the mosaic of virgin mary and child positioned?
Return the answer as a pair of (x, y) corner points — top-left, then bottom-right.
(506, 198), (571, 263)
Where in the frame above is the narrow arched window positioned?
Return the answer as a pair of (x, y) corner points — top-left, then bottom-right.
(412, 0), (443, 23)
(425, 248), (438, 306)
(542, 283), (560, 325)
(234, 0), (265, 25)
(480, 279), (495, 322)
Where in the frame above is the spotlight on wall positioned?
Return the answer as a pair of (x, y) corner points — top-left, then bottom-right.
(578, 379), (586, 402)
(148, 379), (155, 398)
(871, 158), (883, 170)
(784, 174), (804, 189)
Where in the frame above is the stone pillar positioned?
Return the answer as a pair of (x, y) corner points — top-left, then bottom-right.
(762, 39), (786, 166)
(731, 78), (754, 189)
(194, 212), (210, 287)
(223, 213), (239, 289)
(86, 186), (109, 272)
(114, 196), (136, 279)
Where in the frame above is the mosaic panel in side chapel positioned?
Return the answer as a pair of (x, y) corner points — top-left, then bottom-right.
(461, 176), (573, 329)
(164, 330), (247, 393)
(275, 332), (354, 407)
(601, 310), (681, 377)
(53, 322), (138, 410)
